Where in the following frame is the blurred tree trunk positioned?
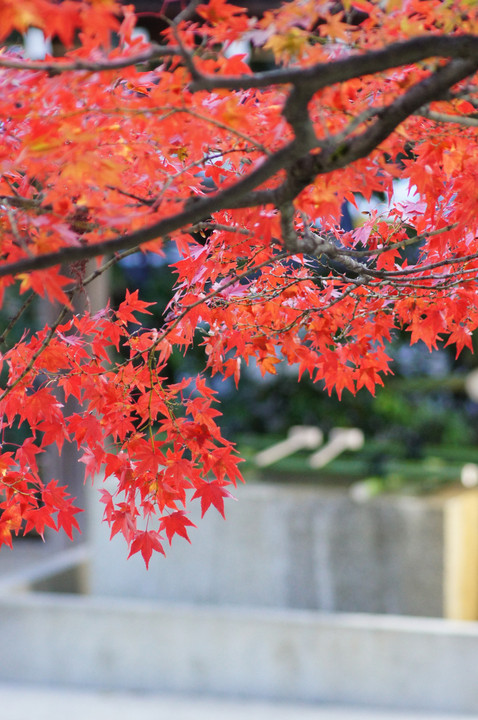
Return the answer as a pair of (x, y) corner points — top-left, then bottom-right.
(39, 266), (109, 546)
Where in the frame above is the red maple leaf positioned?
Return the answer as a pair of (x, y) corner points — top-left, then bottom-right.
(160, 510), (196, 544)
(127, 530), (165, 569)
(56, 503), (82, 541)
(116, 288), (153, 326)
(191, 481), (237, 519)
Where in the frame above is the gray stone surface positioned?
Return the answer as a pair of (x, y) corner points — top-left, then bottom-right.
(0, 542), (88, 595)
(0, 684), (472, 720)
(1, 593), (478, 714)
(88, 480), (444, 616)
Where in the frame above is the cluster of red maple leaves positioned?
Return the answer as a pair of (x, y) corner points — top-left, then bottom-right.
(0, 0), (477, 565)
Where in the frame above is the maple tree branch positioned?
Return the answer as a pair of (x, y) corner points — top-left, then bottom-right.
(190, 35), (478, 93)
(172, 0), (202, 25)
(417, 107), (478, 127)
(0, 140), (300, 279)
(383, 269), (478, 288)
(0, 45), (182, 73)
(253, 57), (478, 210)
(271, 219), (478, 300)
(330, 58), (478, 161)
(372, 250), (478, 278)
(341, 223), (459, 258)
(0, 33), (475, 84)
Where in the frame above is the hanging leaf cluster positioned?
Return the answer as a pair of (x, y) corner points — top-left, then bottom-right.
(0, 0), (478, 564)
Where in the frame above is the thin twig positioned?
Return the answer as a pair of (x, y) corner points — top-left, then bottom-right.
(0, 305), (69, 402)
(172, 0), (202, 25)
(417, 107), (478, 127)
(0, 292), (35, 346)
(0, 45), (182, 73)
(147, 251), (289, 362)
(340, 223), (459, 258)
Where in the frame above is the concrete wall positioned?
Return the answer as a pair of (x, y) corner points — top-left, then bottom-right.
(1, 593), (478, 714)
(88, 481), (445, 616)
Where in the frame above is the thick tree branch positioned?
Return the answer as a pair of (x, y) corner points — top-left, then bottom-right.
(1, 34), (475, 90)
(262, 57), (478, 208)
(0, 140), (304, 279)
(190, 35), (478, 92)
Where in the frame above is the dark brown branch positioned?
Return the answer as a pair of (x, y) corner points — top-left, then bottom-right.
(190, 34), (478, 93)
(252, 57), (478, 208)
(340, 224), (458, 258)
(0, 195), (43, 210)
(1, 33), (476, 90)
(0, 139), (302, 279)
(371, 250), (478, 278)
(0, 44), (182, 73)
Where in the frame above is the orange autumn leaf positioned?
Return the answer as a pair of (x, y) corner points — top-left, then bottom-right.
(0, 0), (45, 39)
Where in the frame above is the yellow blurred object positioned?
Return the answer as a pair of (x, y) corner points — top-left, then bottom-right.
(444, 488), (478, 621)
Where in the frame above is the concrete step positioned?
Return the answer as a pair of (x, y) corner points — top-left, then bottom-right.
(0, 684), (472, 720)
(1, 592), (478, 715)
